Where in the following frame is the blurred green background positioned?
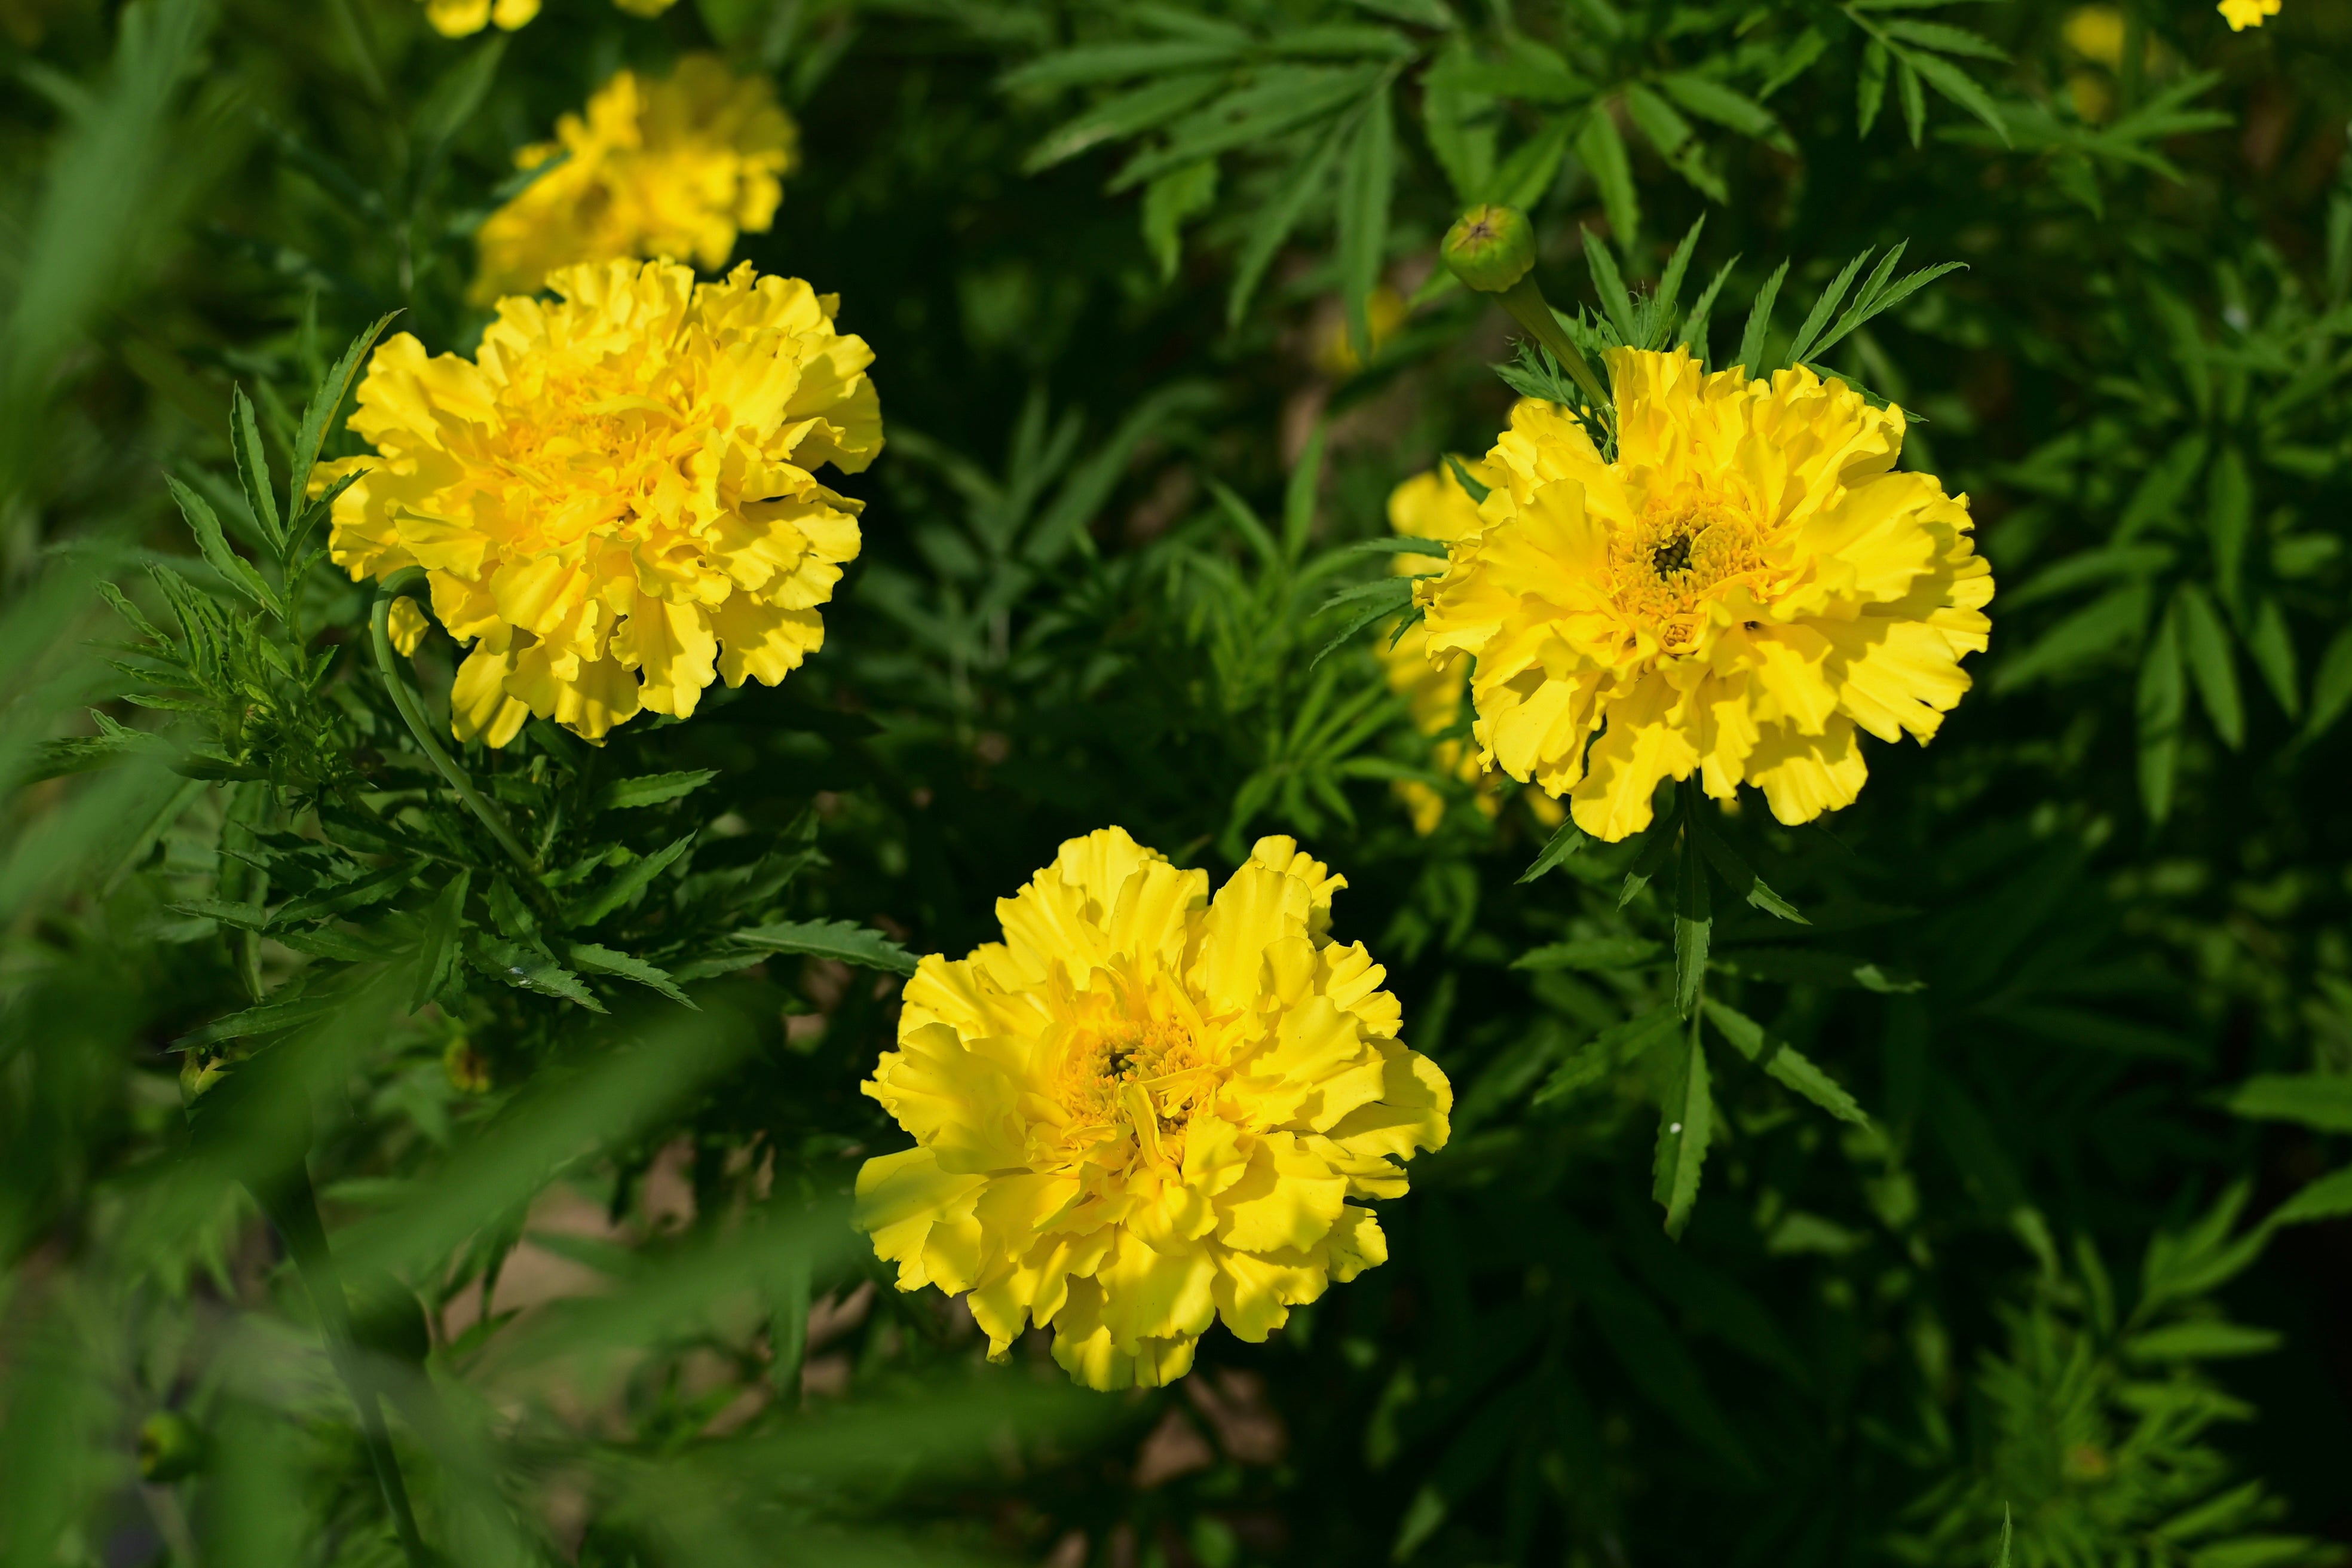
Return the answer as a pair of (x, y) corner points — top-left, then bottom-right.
(4, 1), (2352, 1565)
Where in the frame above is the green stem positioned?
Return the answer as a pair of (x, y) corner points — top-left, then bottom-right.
(256, 1165), (432, 1568)
(1674, 779), (1712, 1016)
(369, 569), (538, 879)
(1497, 274), (1613, 410)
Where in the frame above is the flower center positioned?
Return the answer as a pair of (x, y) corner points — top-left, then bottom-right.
(1053, 1016), (1217, 1163)
(494, 365), (699, 548)
(1610, 494), (1767, 652)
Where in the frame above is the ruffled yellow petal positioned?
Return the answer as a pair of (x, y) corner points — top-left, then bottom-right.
(385, 596), (430, 657)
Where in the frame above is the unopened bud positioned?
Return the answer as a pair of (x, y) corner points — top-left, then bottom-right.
(1442, 204), (1536, 293)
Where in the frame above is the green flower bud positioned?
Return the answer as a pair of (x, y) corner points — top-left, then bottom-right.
(1443, 204), (1536, 293)
(137, 1411), (207, 1483)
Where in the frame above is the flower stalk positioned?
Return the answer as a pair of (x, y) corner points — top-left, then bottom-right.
(369, 567), (539, 878)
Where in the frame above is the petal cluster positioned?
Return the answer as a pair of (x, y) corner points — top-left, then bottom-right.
(323, 258), (881, 746)
(473, 54), (797, 304)
(1379, 463), (1563, 835)
(2218, 0), (2279, 28)
(1417, 347), (1992, 841)
(856, 829), (1450, 1391)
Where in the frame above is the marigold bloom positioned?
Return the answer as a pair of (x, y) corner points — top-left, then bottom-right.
(473, 55), (798, 304)
(2218, 0), (2278, 27)
(418, 0), (673, 35)
(1416, 347), (1992, 841)
(856, 829), (1450, 1391)
(321, 258), (881, 746)
(1379, 463), (1561, 835)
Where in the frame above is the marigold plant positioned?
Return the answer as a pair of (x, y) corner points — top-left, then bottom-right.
(855, 829), (1451, 1391)
(1417, 346), (1993, 841)
(472, 54), (797, 304)
(321, 257), (881, 746)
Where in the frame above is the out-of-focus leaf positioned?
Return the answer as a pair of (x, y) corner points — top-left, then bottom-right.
(2221, 1074), (2352, 1133)
(2139, 599), (2185, 820)
(1228, 109), (1352, 327)
(2307, 626), (2352, 742)
(2268, 1166), (2352, 1229)
(2244, 598), (2299, 718)
(1337, 82), (1396, 358)
(1514, 935), (1660, 972)
(1576, 104), (1637, 250)
(2175, 584), (2243, 750)
(1995, 581), (2151, 691)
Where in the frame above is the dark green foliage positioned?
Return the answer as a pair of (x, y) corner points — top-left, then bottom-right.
(3, 1), (2351, 1567)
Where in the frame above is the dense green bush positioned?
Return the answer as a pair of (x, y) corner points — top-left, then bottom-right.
(2, 1), (2350, 1565)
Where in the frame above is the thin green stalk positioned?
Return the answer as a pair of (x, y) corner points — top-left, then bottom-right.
(1497, 274), (1612, 409)
(254, 1165), (432, 1568)
(369, 569), (538, 878)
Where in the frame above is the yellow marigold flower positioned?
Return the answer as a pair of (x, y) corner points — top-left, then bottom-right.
(321, 258), (881, 747)
(855, 829), (1451, 1392)
(420, 0), (537, 34)
(1379, 463), (1562, 835)
(473, 55), (798, 305)
(2218, 0), (2278, 27)
(1416, 347), (1992, 842)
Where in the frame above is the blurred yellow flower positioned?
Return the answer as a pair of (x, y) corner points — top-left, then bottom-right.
(473, 54), (798, 304)
(2063, 5), (2126, 63)
(421, 0), (538, 33)
(320, 258), (881, 747)
(856, 829), (1450, 1392)
(419, 0), (675, 35)
(2218, 0), (2279, 27)
(1312, 284), (1410, 378)
(1416, 347), (1992, 841)
(1380, 463), (1562, 835)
